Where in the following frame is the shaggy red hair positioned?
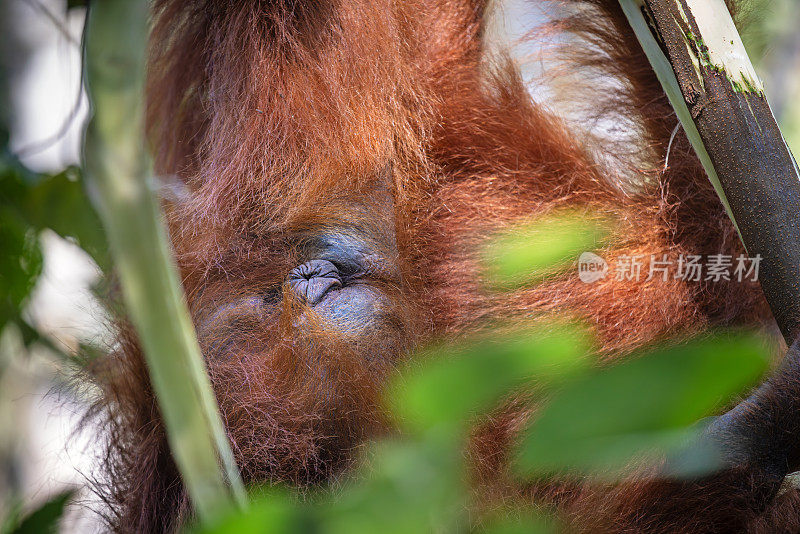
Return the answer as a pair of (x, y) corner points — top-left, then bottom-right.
(86, 0), (800, 532)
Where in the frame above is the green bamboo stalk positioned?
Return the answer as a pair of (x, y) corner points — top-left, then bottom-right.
(618, 0), (800, 342)
(81, 0), (246, 521)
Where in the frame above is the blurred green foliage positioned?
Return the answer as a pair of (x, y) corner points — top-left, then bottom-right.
(389, 321), (593, 434)
(482, 210), (610, 287)
(2, 1), (793, 530)
(0, 138), (108, 350)
(1, 491), (75, 534)
(0, 34), (105, 533)
(0, 4), (108, 353)
(515, 334), (768, 480)
(183, 211), (770, 534)
(741, 0), (800, 155)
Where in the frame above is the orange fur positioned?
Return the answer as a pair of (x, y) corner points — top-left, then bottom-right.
(86, 0), (800, 532)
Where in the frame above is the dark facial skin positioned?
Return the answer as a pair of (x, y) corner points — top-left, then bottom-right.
(195, 227), (409, 366)
(290, 227), (403, 331)
(285, 227), (412, 368)
(181, 200), (415, 486)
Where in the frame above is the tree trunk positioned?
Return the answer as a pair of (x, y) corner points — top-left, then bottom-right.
(619, 0), (800, 343)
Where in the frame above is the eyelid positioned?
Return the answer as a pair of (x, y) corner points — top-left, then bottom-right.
(330, 260), (366, 280)
(263, 287), (283, 305)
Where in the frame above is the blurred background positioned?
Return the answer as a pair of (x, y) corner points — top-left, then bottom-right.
(1, 1), (104, 531)
(0, 0), (798, 531)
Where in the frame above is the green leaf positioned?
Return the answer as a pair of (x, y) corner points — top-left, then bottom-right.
(0, 142), (107, 348)
(0, 497), (23, 534)
(389, 321), (593, 433)
(483, 210), (610, 288)
(513, 333), (769, 479)
(325, 439), (466, 534)
(10, 490), (74, 534)
(0, 161), (30, 207)
(192, 491), (303, 534)
(195, 439), (469, 534)
(0, 209), (43, 329)
(481, 512), (558, 534)
(23, 167), (110, 271)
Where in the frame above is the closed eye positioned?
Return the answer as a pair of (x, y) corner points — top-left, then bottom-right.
(263, 286), (282, 306)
